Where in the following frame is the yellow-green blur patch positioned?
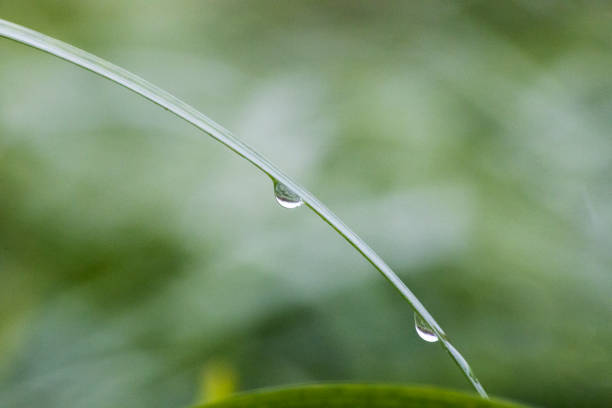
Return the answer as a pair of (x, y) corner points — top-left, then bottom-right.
(199, 360), (239, 403)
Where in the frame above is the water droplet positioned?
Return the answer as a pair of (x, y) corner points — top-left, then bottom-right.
(414, 312), (438, 342)
(273, 180), (303, 209)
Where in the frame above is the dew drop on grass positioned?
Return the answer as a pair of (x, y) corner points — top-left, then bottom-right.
(414, 312), (439, 342)
(273, 180), (303, 209)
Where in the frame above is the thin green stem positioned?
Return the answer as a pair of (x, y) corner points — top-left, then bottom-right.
(0, 18), (487, 397)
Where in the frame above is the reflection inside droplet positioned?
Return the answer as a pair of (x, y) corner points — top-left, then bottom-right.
(414, 312), (438, 342)
(273, 180), (303, 209)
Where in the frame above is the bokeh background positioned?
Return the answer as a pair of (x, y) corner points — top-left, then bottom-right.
(1, 1), (611, 407)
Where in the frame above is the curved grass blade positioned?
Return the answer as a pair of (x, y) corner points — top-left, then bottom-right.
(198, 384), (522, 408)
(0, 18), (487, 397)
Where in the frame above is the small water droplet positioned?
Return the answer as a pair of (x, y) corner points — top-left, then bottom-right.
(273, 180), (303, 209)
(414, 312), (438, 343)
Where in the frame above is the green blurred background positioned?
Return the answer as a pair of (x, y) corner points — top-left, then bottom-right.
(1, 1), (611, 407)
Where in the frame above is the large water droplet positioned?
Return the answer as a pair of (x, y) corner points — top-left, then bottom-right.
(414, 312), (438, 343)
(273, 180), (303, 209)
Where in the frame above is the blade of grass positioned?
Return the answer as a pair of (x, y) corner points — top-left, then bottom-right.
(0, 18), (487, 397)
(198, 384), (524, 408)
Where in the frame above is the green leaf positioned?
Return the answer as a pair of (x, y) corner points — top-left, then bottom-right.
(197, 384), (527, 408)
